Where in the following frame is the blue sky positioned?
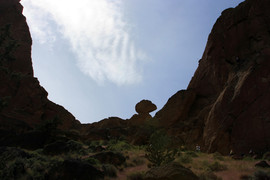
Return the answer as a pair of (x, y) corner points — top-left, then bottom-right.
(21, 0), (244, 124)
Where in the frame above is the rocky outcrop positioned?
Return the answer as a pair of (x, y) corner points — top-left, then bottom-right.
(0, 0), (80, 138)
(155, 0), (270, 155)
(129, 100), (157, 126)
(82, 100), (157, 144)
(255, 161), (270, 168)
(82, 117), (129, 141)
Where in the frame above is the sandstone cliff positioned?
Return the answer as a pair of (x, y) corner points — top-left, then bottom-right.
(1, 0), (269, 155)
(155, 0), (270, 154)
(0, 0), (80, 135)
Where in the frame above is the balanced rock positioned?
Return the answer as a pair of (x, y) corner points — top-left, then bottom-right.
(135, 100), (157, 114)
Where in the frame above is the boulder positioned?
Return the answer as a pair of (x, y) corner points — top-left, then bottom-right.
(144, 162), (198, 180)
(263, 152), (270, 161)
(255, 161), (270, 168)
(82, 117), (129, 141)
(129, 113), (152, 126)
(43, 140), (83, 155)
(47, 159), (104, 180)
(135, 100), (157, 114)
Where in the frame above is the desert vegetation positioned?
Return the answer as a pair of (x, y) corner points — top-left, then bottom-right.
(1, 130), (270, 180)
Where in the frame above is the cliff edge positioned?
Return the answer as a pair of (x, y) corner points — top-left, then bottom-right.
(0, 0), (80, 135)
(155, 0), (270, 154)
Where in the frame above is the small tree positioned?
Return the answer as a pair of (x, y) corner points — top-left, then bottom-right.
(145, 130), (177, 167)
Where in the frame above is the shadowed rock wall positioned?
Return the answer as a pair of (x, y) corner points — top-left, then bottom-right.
(155, 0), (270, 154)
(0, 0), (80, 133)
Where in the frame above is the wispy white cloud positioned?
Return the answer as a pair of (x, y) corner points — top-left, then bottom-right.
(21, 0), (146, 85)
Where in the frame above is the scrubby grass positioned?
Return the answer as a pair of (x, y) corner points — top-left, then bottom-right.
(127, 171), (145, 180)
(206, 161), (227, 172)
(177, 153), (193, 164)
(176, 151), (270, 180)
(198, 171), (222, 180)
(131, 157), (145, 166)
(186, 150), (199, 158)
(0, 147), (63, 180)
(107, 140), (134, 151)
(212, 152), (224, 161)
(102, 164), (118, 178)
(1, 139), (269, 180)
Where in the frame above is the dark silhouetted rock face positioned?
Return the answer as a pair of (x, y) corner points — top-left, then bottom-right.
(82, 117), (129, 141)
(155, 0), (270, 155)
(82, 100), (157, 145)
(0, 0), (33, 76)
(0, 0), (80, 135)
(135, 100), (157, 114)
(129, 100), (157, 126)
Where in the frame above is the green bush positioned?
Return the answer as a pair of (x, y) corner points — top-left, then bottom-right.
(108, 140), (133, 151)
(102, 164), (117, 178)
(85, 157), (100, 166)
(253, 170), (270, 180)
(185, 151), (199, 158)
(0, 147), (63, 180)
(179, 154), (193, 164)
(145, 131), (177, 167)
(66, 140), (84, 152)
(0, 158), (26, 180)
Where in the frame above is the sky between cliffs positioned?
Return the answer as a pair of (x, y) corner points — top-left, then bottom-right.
(21, 0), (244, 124)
